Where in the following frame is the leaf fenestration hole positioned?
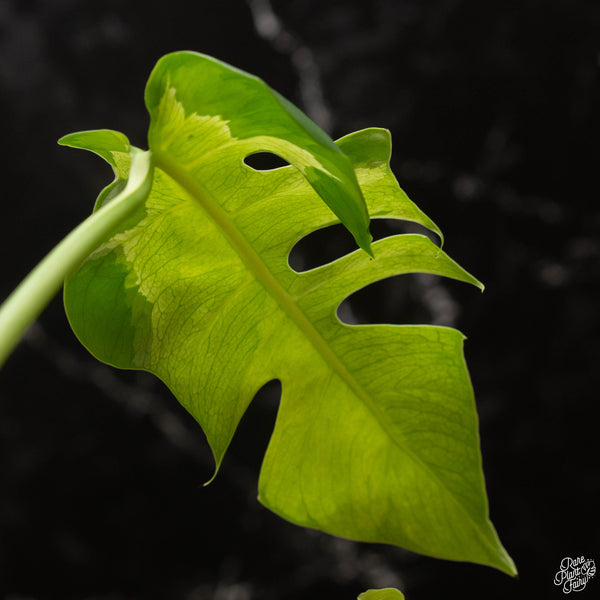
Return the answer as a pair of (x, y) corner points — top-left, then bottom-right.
(289, 218), (439, 272)
(243, 152), (290, 171)
(337, 273), (463, 327)
(225, 379), (281, 477)
(336, 275), (433, 326)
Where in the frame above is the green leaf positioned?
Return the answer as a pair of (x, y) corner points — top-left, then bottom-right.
(145, 51), (372, 254)
(63, 118), (515, 574)
(58, 52), (515, 575)
(358, 588), (405, 600)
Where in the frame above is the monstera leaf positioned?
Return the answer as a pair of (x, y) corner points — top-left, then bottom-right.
(58, 52), (515, 574)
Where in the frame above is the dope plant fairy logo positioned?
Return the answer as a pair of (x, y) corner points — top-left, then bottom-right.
(554, 556), (596, 593)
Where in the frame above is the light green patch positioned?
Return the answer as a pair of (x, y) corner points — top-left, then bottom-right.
(109, 151), (132, 180)
(153, 86), (235, 158)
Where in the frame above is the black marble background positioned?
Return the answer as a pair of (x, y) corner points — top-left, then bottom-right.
(0, 1), (598, 599)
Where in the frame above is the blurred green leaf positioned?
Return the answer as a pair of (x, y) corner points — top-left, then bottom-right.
(358, 588), (405, 600)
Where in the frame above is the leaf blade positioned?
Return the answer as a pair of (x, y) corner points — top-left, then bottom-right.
(63, 82), (514, 574)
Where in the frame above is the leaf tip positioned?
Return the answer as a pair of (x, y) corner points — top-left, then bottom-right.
(357, 230), (375, 258)
(485, 527), (518, 576)
(202, 469), (219, 487)
(500, 550), (519, 578)
(202, 453), (225, 487)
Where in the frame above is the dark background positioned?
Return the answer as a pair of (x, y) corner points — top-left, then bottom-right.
(1, 0), (598, 598)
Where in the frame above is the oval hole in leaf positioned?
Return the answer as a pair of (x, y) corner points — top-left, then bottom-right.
(337, 274), (433, 325)
(337, 273), (464, 327)
(289, 218), (439, 272)
(243, 152), (290, 171)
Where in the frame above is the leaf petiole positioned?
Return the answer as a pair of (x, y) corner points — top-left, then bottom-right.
(0, 148), (154, 368)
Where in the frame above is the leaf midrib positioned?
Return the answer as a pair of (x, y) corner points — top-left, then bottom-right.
(154, 151), (374, 405)
(154, 151), (505, 570)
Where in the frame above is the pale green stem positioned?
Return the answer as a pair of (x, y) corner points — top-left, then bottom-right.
(0, 149), (154, 368)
